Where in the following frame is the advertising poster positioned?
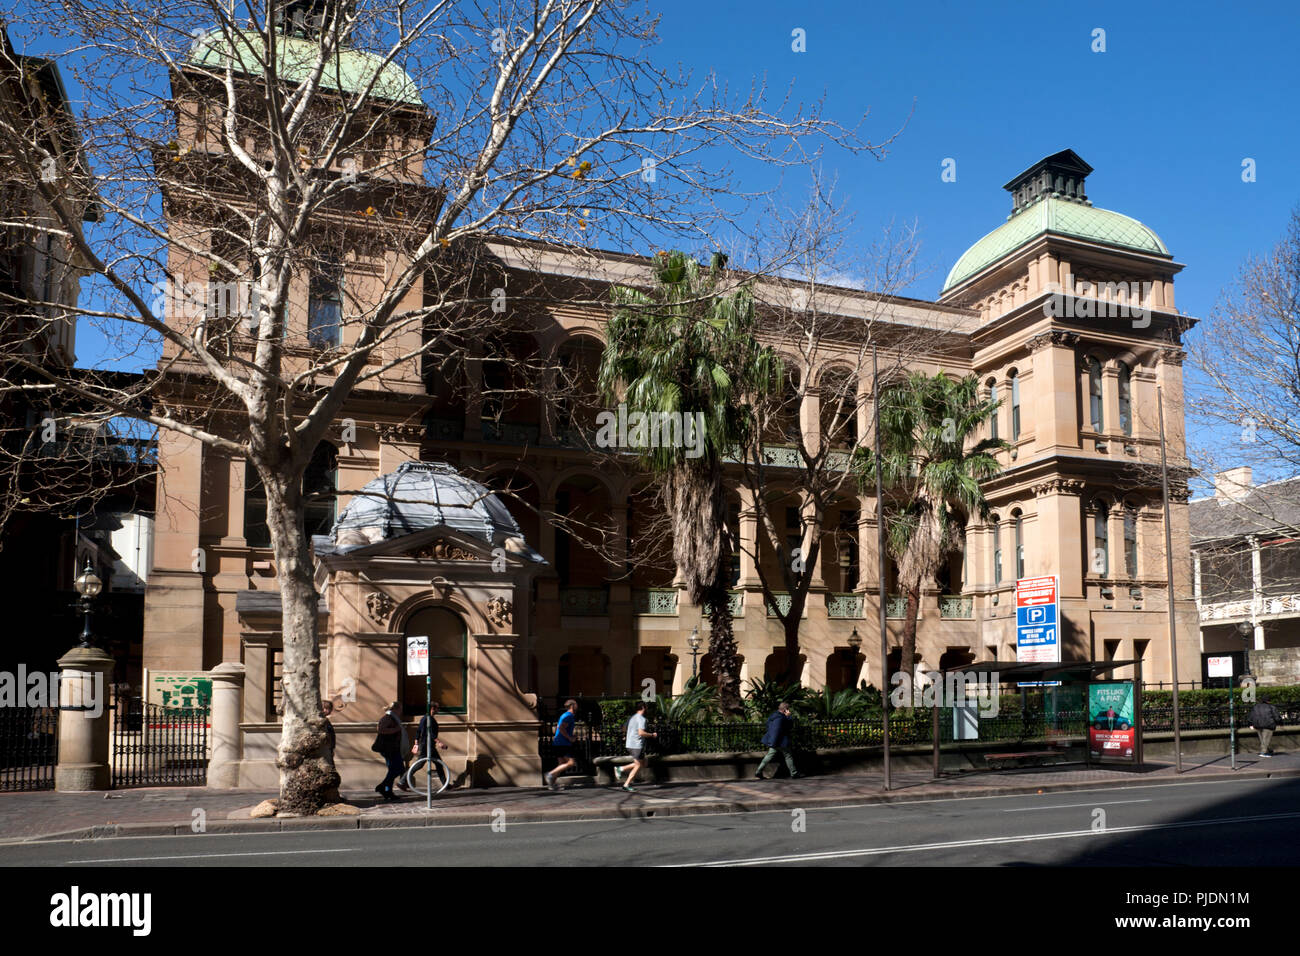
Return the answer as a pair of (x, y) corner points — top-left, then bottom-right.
(1088, 681), (1137, 761)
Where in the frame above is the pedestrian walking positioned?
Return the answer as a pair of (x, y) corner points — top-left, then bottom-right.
(755, 701), (802, 780)
(1247, 696), (1281, 756)
(371, 701), (407, 799)
(321, 700), (337, 760)
(613, 701), (658, 792)
(413, 700), (450, 786)
(544, 698), (579, 789)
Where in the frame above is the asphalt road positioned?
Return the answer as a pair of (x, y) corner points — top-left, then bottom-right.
(4, 776), (1299, 867)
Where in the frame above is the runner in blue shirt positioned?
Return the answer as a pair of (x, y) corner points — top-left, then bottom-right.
(545, 699), (579, 789)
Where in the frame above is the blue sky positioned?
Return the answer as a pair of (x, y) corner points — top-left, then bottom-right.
(652, 0), (1299, 313)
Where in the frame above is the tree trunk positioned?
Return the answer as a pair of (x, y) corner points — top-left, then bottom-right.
(781, 593), (805, 684)
(899, 581), (922, 705)
(705, 582), (744, 715)
(264, 470), (340, 814)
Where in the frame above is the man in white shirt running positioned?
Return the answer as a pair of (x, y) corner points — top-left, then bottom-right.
(614, 701), (658, 792)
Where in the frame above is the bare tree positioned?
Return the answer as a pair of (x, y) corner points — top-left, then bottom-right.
(732, 177), (961, 680)
(0, 0), (879, 811)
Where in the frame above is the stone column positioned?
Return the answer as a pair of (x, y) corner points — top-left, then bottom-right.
(1027, 330), (1081, 452)
(54, 646), (115, 791)
(737, 487), (762, 587)
(207, 662), (246, 789)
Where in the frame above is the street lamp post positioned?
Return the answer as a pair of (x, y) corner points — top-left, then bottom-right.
(73, 560), (103, 649)
(687, 626), (701, 679)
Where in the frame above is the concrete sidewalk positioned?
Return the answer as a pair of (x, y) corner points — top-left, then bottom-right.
(2, 750), (1298, 845)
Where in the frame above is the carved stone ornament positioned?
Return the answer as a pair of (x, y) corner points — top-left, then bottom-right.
(1159, 347), (1186, 366)
(365, 591), (396, 623)
(409, 539), (478, 561)
(378, 422), (425, 444)
(1032, 478), (1086, 497)
(1026, 329), (1081, 353)
(486, 596), (513, 628)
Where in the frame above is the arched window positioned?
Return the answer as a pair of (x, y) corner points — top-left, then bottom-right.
(1009, 371), (1021, 440)
(1092, 499), (1109, 576)
(987, 379), (999, 441)
(402, 606), (468, 716)
(1088, 357), (1104, 432)
(1123, 505), (1138, 577)
(1013, 510), (1025, 579)
(991, 515), (1002, 586)
(1118, 363), (1132, 437)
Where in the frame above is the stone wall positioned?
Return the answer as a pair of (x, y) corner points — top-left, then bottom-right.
(1247, 647), (1300, 686)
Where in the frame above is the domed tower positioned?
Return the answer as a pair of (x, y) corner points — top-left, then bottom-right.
(939, 150), (1198, 684)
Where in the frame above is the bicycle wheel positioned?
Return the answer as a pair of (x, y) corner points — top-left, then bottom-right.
(405, 756), (452, 794)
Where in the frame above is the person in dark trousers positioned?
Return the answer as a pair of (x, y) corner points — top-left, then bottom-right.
(545, 699), (579, 789)
(756, 701), (802, 779)
(1248, 696), (1281, 756)
(413, 700), (450, 786)
(372, 701), (407, 799)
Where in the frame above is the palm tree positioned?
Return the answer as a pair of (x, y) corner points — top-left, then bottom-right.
(854, 371), (1005, 696)
(599, 251), (782, 714)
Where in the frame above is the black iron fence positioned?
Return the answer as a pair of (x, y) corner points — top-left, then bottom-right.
(540, 700), (1298, 763)
(0, 706), (58, 791)
(111, 698), (209, 788)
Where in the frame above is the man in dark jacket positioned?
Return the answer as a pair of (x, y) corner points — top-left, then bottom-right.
(1248, 697), (1281, 757)
(413, 701), (450, 786)
(755, 701), (802, 780)
(373, 702), (406, 799)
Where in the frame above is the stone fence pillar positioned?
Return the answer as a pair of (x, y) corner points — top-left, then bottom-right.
(55, 646), (114, 791)
(208, 662), (246, 788)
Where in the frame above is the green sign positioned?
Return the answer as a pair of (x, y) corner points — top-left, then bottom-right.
(149, 673), (212, 710)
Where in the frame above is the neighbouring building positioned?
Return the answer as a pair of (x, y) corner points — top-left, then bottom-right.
(1192, 467), (1300, 685)
(139, 17), (1202, 788)
(0, 23), (150, 688)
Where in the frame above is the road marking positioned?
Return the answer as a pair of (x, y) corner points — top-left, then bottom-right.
(72, 848), (355, 864)
(1003, 798), (1152, 812)
(2, 775), (1289, 852)
(668, 810), (1300, 866)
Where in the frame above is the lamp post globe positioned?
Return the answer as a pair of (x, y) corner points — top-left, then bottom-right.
(687, 626), (701, 679)
(74, 560), (102, 648)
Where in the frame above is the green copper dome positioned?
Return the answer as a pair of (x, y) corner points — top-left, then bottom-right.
(188, 28), (422, 106)
(941, 150), (1170, 294)
(942, 199), (1168, 292)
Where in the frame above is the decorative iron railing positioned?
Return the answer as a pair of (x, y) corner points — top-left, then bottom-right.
(827, 593), (864, 619)
(939, 596), (974, 619)
(633, 588), (679, 615)
(886, 594), (908, 619)
(111, 699), (209, 788)
(728, 591), (744, 617)
(559, 587), (609, 616)
(0, 706), (57, 792)
(766, 592), (793, 617)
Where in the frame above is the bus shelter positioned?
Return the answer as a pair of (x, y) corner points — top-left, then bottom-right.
(928, 659), (1144, 778)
